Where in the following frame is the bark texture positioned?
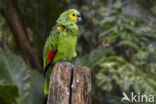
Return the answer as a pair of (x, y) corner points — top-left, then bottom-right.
(47, 62), (91, 104)
(71, 66), (91, 104)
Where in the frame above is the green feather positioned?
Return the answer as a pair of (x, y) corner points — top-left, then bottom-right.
(43, 9), (79, 94)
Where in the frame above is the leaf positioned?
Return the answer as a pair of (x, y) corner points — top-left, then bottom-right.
(0, 84), (18, 104)
(73, 48), (114, 68)
(100, 62), (116, 68)
(99, 26), (118, 37)
(0, 51), (21, 104)
(0, 0), (6, 10)
(0, 50), (44, 104)
(27, 70), (44, 104)
(113, 0), (122, 9)
(118, 40), (139, 50)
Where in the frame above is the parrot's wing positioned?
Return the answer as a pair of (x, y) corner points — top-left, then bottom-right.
(43, 26), (60, 70)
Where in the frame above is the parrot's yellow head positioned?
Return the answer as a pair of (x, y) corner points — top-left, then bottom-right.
(56, 9), (82, 25)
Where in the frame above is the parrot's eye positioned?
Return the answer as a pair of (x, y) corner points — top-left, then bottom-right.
(72, 13), (76, 16)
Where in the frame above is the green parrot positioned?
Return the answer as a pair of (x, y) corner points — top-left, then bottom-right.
(43, 9), (82, 94)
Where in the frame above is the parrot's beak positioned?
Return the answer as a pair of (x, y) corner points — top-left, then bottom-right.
(76, 15), (82, 24)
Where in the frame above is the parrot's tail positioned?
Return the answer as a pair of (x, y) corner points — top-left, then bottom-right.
(44, 73), (50, 94)
(44, 64), (53, 95)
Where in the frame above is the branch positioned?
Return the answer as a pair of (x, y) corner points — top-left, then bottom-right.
(47, 62), (92, 104)
(2, 0), (42, 73)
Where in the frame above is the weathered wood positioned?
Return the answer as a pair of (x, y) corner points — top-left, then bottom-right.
(71, 66), (91, 104)
(47, 62), (72, 104)
(47, 62), (91, 104)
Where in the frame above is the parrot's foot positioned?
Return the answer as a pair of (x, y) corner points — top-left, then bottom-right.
(57, 61), (74, 68)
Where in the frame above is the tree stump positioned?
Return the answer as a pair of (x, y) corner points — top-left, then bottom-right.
(47, 62), (91, 104)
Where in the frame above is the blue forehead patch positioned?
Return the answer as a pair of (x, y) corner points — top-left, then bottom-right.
(76, 11), (80, 16)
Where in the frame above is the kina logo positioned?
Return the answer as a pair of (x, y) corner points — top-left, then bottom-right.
(121, 92), (131, 102)
(121, 92), (155, 103)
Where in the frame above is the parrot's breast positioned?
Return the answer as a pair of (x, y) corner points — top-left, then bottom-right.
(52, 31), (77, 62)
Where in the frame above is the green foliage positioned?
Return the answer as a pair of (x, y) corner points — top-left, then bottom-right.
(0, 0), (156, 104)
(73, 0), (156, 103)
(0, 85), (18, 104)
(0, 50), (44, 104)
(0, 0), (6, 10)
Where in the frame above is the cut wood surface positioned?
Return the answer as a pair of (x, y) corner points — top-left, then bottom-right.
(47, 62), (91, 104)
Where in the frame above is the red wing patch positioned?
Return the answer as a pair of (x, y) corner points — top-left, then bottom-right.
(47, 49), (54, 64)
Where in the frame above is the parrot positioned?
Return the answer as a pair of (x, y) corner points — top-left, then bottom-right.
(43, 9), (82, 94)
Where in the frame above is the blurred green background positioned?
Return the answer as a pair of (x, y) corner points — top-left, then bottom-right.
(0, 0), (156, 104)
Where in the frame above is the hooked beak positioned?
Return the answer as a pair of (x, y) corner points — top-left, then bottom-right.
(76, 15), (82, 24)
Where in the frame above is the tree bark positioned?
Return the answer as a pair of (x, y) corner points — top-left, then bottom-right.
(1, 0), (42, 73)
(47, 62), (91, 104)
(47, 62), (72, 104)
(71, 66), (91, 104)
